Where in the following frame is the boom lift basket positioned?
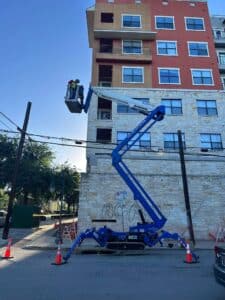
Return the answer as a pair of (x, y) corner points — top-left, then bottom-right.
(65, 85), (83, 113)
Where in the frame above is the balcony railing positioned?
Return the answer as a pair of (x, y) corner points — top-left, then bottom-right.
(97, 47), (151, 56)
(214, 31), (225, 40)
(213, 30), (225, 47)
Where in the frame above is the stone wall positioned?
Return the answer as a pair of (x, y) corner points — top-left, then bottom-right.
(79, 88), (225, 240)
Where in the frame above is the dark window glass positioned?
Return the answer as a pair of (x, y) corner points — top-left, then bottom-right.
(164, 133), (185, 149)
(200, 134), (222, 150)
(156, 17), (174, 29)
(161, 99), (182, 115)
(197, 100), (217, 116)
(96, 128), (112, 143)
(101, 13), (114, 23)
(117, 131), (151, 150)
(189, 43), (208, 56)
(186, 18), (204, 30)
(123, 41), (142, 54)
(123, 15), (141, 28)
(159, 69), (179, 84)
(100, 39), (113, 53)
(192, 70), (213, 85)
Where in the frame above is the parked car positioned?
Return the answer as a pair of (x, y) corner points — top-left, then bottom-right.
(214, 245), (225, 287)
(0, 210), (7, 227)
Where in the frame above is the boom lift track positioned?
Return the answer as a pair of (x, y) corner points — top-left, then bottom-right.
(64, 84), (199, 262)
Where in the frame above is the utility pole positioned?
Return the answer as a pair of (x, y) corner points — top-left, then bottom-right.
(177, 130), (195, 245)
(2, 102), (32, 240)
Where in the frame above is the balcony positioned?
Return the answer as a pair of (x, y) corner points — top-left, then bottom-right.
(93, 29), (156, 41)
(219, 64), (225, 74)
(214, 31), (225, 47)
(95, 47), (152, 64)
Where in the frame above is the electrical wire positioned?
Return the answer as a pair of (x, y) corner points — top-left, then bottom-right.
(0, 119), (13, 131)
(0, 111), (21, 131)
(2, 129), (225, 161)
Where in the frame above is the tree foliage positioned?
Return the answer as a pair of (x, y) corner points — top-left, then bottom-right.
(0, 134), (80, 210)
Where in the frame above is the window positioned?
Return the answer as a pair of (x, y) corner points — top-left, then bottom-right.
(100, 39), (113, 53)
(188, 42), (208, 56)
(122, 15), (141, 28)
(96, 128), (112, 143)
(197, 100), (217, 116)
(123, 67), (144, 83)
(222, 77), (225, 89)
(97, 97), (112, 120)
(161, 99), (182, 115)
(191, 69), (213, 85)
(218, 52), (225, 65)
(99, 65), (112, 86)
(164, 133), (185, 150)
(185, 17), (204, 30)
(117, 131), (151, 150)
(101, 13), (114, 23)
(117, 98), (149, 113)
(155, 16), (175, 29)
(123, 40), (142, 54)
(200, 134), (222, 150)
(158, 68), (180, 84)
(157, 41), (177, 55)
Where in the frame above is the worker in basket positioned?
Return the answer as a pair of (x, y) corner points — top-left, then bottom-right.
(68, 79), (80, 99)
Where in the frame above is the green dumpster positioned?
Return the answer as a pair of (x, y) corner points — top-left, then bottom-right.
(12, 205), (40, 228)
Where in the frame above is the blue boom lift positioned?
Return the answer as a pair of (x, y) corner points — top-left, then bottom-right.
(64, 83), (199, 262)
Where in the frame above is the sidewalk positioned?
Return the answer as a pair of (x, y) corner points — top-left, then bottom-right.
(0, 220), (74, 250)
(0, 222), (220, 251)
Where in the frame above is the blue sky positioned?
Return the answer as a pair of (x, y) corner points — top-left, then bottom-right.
(0, 0), (224, 171)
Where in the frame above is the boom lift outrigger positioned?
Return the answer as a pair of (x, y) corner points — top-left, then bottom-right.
(64, 83), (199, 263)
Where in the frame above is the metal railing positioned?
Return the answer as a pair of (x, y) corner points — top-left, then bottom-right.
(213, 30), (225, 40)
(97, 47), (151, 56)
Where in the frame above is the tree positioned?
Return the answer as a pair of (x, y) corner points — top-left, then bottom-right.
(0, 134), (80, 210)
(0, 135), (17, 189)
(53, 164), (80, 213)
(16, 142), (54, 205)
(0, 134), (54, 205)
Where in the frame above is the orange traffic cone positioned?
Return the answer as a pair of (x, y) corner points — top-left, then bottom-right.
(184, 242), (193, 264)
(52, 243), (66, 266)
(1, 238), (14, 260)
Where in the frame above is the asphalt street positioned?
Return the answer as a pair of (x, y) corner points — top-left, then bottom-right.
(0, 246), (224, 300)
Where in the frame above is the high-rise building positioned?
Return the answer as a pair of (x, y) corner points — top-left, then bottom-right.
(211, 15), (225, 89)
(78, 0), (225, 240)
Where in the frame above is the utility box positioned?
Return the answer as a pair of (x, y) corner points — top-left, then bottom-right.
(12, 205), (40, 228)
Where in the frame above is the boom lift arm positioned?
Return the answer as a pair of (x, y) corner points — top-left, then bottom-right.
(64, 85), (199, 262)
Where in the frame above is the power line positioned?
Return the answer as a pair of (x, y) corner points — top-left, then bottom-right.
(0, 111), (21, 131)
(2, 129), (225, 160)
(0, 118), (13, 131)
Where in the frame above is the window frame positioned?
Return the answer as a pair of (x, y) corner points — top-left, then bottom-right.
(188, 41), (209, 57)
(122, 14), (142, 28)
(221, 77), (225, 89)
(191, 69), (214, 86)
(200, 133), (223, 150)
(164, 132), (185, 150)
(117, 98), (149, 114)
(185, 17), (205, 31)
(161, 99), (182, 115)
(156, 40), (178, 56)
(122, 40), (143, 55)
(158, 68), (181, 85)
(218, 51), (225, 65)
(122, 66), (144, 84)
(117, 131), (151, 150)
(155, 16), (175, 30)
(196, 100), (218, 116)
